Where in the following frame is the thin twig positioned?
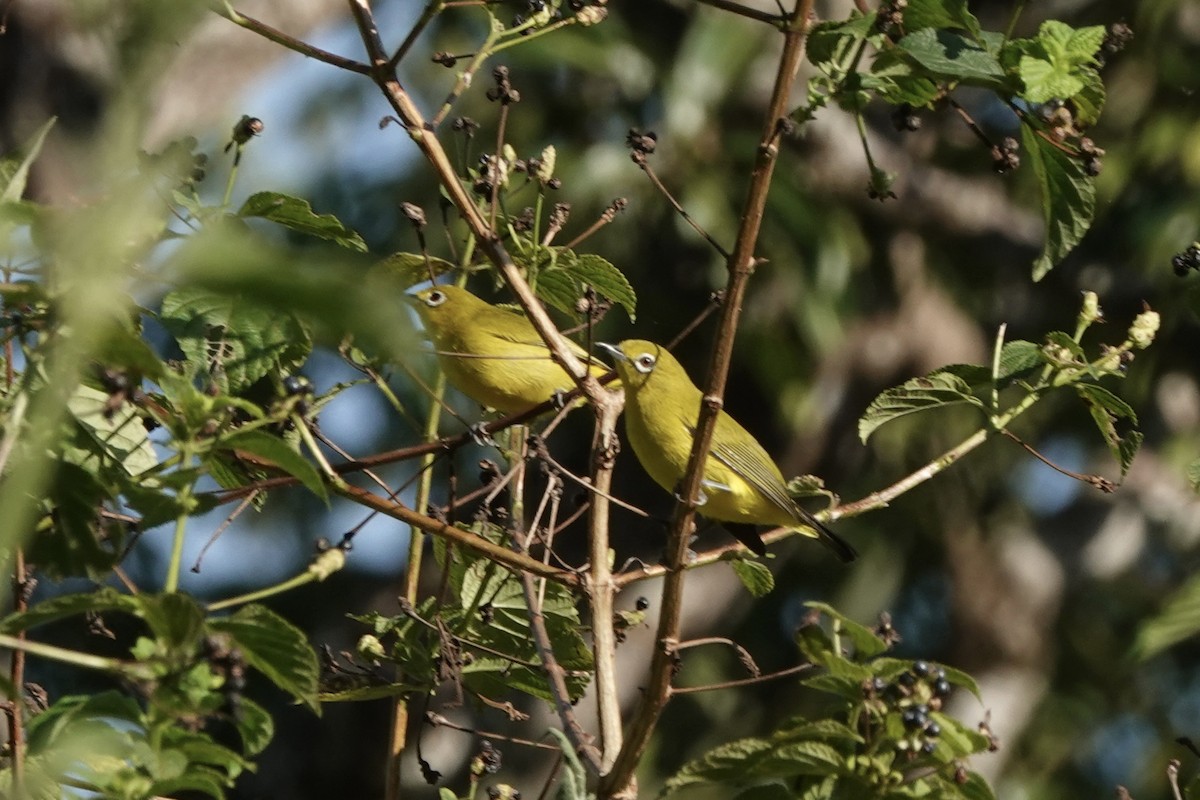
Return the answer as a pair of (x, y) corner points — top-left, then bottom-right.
(633, 155), (730, 260)
(694, 0), (787, 26)
(191, 492), (257, 573)
(1001, 429), (1115, 492)
(387, 0), (445, 69)
(670, 663), (813, 696)
(561, 199), (628, 252)
(334, 482), (580, 587)
(425, 711), (561, 751)
(519, 572), (602, 772)
(666, 291), (724, 350)
(213, 4), (372, 74)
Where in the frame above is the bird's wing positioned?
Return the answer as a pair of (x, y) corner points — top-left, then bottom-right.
(683, 420), (797, 516)
(683, 420), (856, 562)
(490, 326), (607, 367)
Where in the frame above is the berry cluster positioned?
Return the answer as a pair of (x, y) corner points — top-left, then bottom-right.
(1172, 242), (1200, 277)
(991, 136), (1020, 174)
(866, 660), (952, 759)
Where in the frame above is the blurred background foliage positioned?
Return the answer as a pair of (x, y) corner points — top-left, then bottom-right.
(3, 0), (1200, 798)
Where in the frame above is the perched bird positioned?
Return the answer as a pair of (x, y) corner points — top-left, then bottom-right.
(599, 339), (856, 561)
(410, 285), (609, 415)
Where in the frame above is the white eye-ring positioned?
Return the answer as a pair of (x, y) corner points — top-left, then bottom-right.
(424, 290), (447, 307)
(633, 353), (656, 374)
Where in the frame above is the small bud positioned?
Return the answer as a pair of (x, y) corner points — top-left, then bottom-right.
(400, 202), (427, 229)
(1079, 291), (1102, 325)
(536, 145), (557, 184)
(231, 115), (264, 145)
(356, 634), (386, 660)
(1128, 308), (1160, 349)
(576, 5), (608, 24)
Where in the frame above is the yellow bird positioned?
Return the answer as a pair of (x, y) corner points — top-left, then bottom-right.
(410, 285), (609, 415)
(600, 339), (855, 561)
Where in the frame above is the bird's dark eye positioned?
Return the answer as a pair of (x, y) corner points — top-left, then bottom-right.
(634, 354), (656, 374)
(425, 290), (447, 307)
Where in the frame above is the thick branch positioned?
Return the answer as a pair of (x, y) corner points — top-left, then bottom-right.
(600, 2), (814, 795)
(588, 392), (625, 772)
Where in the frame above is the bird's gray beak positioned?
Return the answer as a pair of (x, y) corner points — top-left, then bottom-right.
(596, 342), (626, 362)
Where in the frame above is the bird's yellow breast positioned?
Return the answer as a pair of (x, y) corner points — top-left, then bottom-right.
(623, 391), (797, 528)
(429, 322), (581, 414)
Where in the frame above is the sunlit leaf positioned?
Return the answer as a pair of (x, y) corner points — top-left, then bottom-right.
(858, 372), (984, 443)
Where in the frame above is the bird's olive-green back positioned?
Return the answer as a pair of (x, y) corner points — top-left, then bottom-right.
(411, 285), (604, 414)
(612, 339), (805, 528)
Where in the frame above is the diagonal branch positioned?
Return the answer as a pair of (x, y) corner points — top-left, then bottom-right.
(599, 1), (815, 794)
(334, 482), (580, 588)
(344, 0), (605, 406)
(519, 572), (603, 772)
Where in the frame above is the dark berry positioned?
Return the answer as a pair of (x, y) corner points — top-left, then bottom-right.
(933, 679), (952, 697)
(901, 708), (926, 730)
(283, 375), (309, 396)
(921, 740), (937, 755)
(897, 672), (917, 688)
(925, 721), (941, 738)
(635, 597), (649, 611)
(913, 661), (930, 678)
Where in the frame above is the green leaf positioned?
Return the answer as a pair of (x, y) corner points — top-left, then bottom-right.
(208, 604), (320, 713)
(1072, 68), (1106, 128)
(662, 736), (774, 794)
(733, 783), (793, 800)
(800, 673), (864, 702)
(67, 385), (158, 477)
(232, 697), (274, 757)
(1132, 572), (1200, 660)
(901, 0), (982, 37)
(1022, 124), (1096, 281)
(895, 28), (1006, 86)
(1017, 21), (1105, 103)
(997, 340), (1043, 380)
(729, 557), (775, 598)
(758, 739), (846, 774)
(776, 718), (863, 744)
(958, 771), (999, 800)
(160, 286), (312, 394)
(806, 15), (877, 73)
(858, 372), (984, 443)
(439, 789), (459, 800)
(804, 602), (888, 659)
(167, 226), (416, 366)
(546, 727), (589, 800)
(1187, 459), (1200, 493)
(863, 53), (942, 107)
(214, 430), (327, 502)
(32, 463), (123, 579)
(1076, 383), (1141, 477)
(373, 252), (457, 289)
(929, 712), (993, 757)
(0, 118), (56, 204)
(563, 252), (637, 321)
(238, 191), (367, 252)
(533, 269), (582, 318)
(0, 587), (139, 634)
(135, 592), (207, 651)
